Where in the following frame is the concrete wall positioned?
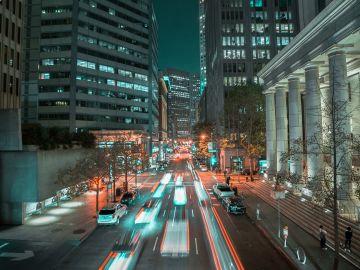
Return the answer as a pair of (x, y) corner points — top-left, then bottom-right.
(0, 109), (22, 151)
(0, 149), (88, 224)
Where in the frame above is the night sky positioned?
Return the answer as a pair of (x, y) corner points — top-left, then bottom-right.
(154, 0), (200, 74)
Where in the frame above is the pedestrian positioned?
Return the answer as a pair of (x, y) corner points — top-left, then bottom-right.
(344, 226), (352, 252)
(319, 225), (327, 250)
(283, 225), (289, 247)
(226, 175), (231, 185)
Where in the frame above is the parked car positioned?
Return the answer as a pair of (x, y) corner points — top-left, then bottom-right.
(97, 204), (127, 225)
(213, 183), (235, 199)
(120, 191), (137, 205)
(199, 164), (208, 172)
(222, 196), (246, 215)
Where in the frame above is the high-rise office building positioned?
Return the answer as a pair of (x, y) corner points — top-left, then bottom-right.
(0, 0), (23, 109)
(190, 74), (201, 131)
(199, 0), (206, 94)
(202, 0), (300, 129)
(163, 68), (191, 141)
(22, 0), (159, 139)
(0, 0), (24, 151)
(158, 77), (168, 142)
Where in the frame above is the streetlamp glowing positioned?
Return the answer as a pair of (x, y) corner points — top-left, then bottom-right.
(200, 134), (207, 140)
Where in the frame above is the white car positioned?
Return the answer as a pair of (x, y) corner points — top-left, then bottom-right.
(213, 183), (235, 199)
(199, 165), (208, 172)
(97, 204), (127, 225)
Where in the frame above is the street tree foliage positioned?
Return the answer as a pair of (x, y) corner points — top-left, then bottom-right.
(57, 133), (148, 215)
(22, 124), (96, 149)
(224, 83), (266, 176)
(57, 148), (109, 216)
(192, 122), (215, 160)
(279, 67), (360, 270)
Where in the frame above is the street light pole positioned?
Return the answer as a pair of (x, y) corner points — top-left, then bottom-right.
(277, 199), (281, 238)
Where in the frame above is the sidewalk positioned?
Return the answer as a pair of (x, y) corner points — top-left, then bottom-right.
(211, 172), (359, 270)
(0, 189), (108, 245)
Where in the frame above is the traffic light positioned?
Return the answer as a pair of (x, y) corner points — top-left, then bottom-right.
(210, 155), (217, 166)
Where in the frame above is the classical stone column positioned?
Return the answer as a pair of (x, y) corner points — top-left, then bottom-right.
(288, 77), (303, 187)
(264, 89), (277, 178)
(328, 50), (356, 219)
(304, 64), (323, 185)
(349, 73), (360, 137)
(275, 86), (288, 175)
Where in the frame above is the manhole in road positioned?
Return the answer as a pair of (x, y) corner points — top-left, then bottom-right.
(73, 229), (86, 234)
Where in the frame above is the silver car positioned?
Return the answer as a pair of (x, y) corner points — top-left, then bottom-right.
(97, 204), (127, 225)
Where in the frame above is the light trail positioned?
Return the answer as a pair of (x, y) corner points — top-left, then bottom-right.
(150, 182), (160, 193)
(213, 207), (245, 270)
(190, 161), (244, 270)
(173, 186), (187, 206)
(160, 173), (172, 185)
(152, 184), (166, 198)
(160, 219), (190, 256)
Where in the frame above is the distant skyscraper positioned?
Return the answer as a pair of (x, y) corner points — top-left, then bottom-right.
(22, 0), (159, 139)
(158, 77), (168, 142)
(163, 68), (191, 140)
(199, 0), (206, 95)
(190, 74), (201, 131)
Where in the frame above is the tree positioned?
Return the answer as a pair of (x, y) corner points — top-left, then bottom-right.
(57, 148), (109, 216)
(108, 134), (145, 197)
(192, 122), (215, 161)
(224, 83), (266, 177)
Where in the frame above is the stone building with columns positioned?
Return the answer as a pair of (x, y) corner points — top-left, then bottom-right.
(258, 0), (360, 218)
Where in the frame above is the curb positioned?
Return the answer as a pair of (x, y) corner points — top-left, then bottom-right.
(69, 223), (97, 246)
(247, 214), (299, 270)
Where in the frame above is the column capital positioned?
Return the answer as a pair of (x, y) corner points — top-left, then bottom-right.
(304, 62), (320, 71)
(328, 48), (346, 58)
(263, 88), (276, 95)
(288, 75), (300, 82)
(275, 85), (287, 92)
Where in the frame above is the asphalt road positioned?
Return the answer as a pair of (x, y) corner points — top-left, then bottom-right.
(198, 170), (294, 270)
(0, 157), (294, 270)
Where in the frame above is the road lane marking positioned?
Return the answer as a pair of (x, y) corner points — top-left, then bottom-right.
(195, 238), (199, 255)
(153, 236), (159, 252)
(168, 194), (171, 199)
(0, 243), (9, 249)
(192, 209), (194, 218)
(172, 207), (176, 227)
(163, 210), (166, 217)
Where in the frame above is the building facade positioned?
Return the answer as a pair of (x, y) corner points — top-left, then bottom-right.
(158, 77), (168, 142)
(258, 0), (360, 219)
(0, 0), (23, 151)
(199, 0), (206, 94)
(201, 0), (300, 130)
(163, 68), (191, 141)
(190, 74), (201, 132)
(22, 0), (159, 139)
(0, 0), (23, 109)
